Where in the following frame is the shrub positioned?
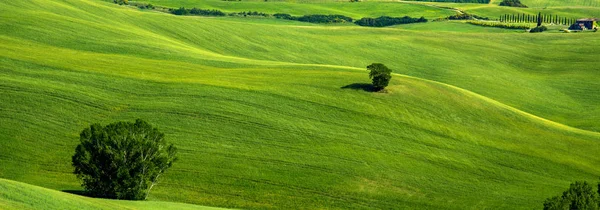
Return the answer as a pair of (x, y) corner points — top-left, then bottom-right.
(229, 11), (270, 17)
(114, 0), (128, 5)
(170, 7), (226, 16)
(355, 16), (427, 27)
(171, 7), (189, 15)
(529, 26), (547, 33)
(136, 3), (154, 9)
(72, 119), (177, 200)
(499, 0), (527, 7)
(367, 63), (392, 91)
(447, 13), (489, 20)
(274, 13), (294, 20)
(189, 8), (226, 16)
(543, 181), (600, 210)
(296, 14), (353, 23)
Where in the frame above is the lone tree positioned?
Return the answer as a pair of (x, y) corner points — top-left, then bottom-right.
(72, 119), (177, 200)
(367, 63), (392, 91)
(543, 181), (600, 210)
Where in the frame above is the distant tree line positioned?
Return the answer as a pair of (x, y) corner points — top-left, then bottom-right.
(446, 13), (489, 20)
(113, 0), (128, 5)
(229, 11), (270, 17)
(499, 0), (527, 7)
(411, 0), (489, 3)
(499, 13), (575, 25)
(275, 14), (428, 26)
(297, 14), (353, 23)
(115, 3), (427, 27)
(274, 14), (353, 23)
(355, 16), (427, 27)
(170, 7), (226, 16)
(274, 13), (294, 19)
(130, 2), (155, 9)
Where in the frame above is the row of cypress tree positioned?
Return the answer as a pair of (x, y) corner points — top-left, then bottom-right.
(499, 12), (575, 26)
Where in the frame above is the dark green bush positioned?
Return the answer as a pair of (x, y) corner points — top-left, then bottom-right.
(229, 11), (270, 17)
(447, 13), (489, 20)
(543, 181), (599, 210)
(72, 119), (177, 200)
(189, 8), (226, 16)
(367, 63), (392, 91)
(170, 7), (226, 16)
(113, 0), (128, 5)
(296, 14), (353, 23)
(273, 14), (352, 23)
(529, 25), (547, 33)
(171, 7), (188, 15)
(274, 13), (294, 20)
(355, 16), (427, 27)
(499, 0), (527, 7)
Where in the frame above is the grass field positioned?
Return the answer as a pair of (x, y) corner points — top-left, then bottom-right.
(0, 178), (225, 210)
(130, 0), (456, 19)
(1, 0), (600, 209)
(135, 0), (600, 20)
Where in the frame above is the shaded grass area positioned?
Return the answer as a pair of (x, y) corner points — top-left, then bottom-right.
(341, 83), (378, 92)
(0, 0), (599, 209)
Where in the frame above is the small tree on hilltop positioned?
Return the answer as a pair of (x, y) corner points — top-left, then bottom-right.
(367, 63), (392, 91)
(72, 119), (177, 200)
(543, 181), (600, 210)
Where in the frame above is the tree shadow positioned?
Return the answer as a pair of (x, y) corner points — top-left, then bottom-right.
(341, 83), (378, 92)
(61, 190), (91, 197)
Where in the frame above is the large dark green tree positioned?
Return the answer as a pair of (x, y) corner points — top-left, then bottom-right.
(72, 119), (177, 200)
(367, 63), (392, 91)
(543, 181), (600, 210)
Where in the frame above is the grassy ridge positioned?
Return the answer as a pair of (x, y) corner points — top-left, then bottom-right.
(133, 0), (456, 19)
(4, 0), (600, 131)
(135, 0), (600, 20)
(0, 178), (225, 210)
(1, 0), (600, 209)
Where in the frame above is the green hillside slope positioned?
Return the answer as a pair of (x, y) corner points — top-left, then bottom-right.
(126, 0), (455, 19)
(0, 178), (226, 210)
(1, 0), (599, 209)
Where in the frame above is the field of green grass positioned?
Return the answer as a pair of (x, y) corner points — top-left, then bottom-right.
(136, 0), (600, 20)
(1, 0), (600, 209)
(0, 178), (225, 210)
(130, 0), (455, 19)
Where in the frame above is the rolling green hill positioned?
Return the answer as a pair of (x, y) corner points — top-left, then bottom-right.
(126, 0), (455, 19)
(0, 178), (226, 210)
(136, 0), (600, 20)
(1, 0), (599, 209)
